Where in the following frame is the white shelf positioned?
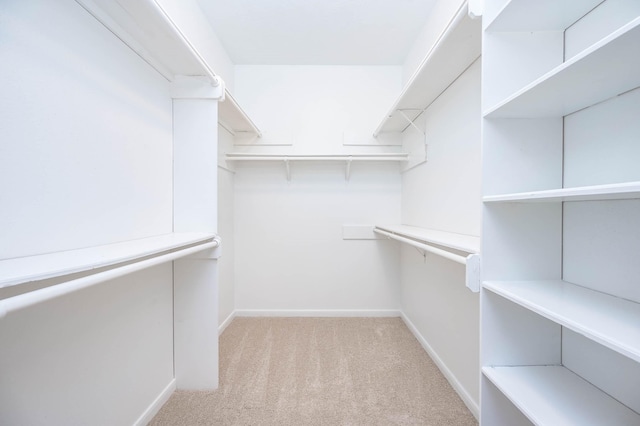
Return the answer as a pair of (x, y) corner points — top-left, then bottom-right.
(225, 153), (408, 181)
(219, 90), (261, 136)
(0, 233), (217, 288)
(373, 3), (481, 135)
(486, 0), (603, 32)
(485, 17), (640, 118)
(374, 224), (479, 254)
(483, 181), (640, 203)
(77, 0), (261, 137)
(484, 280), (640, 363)
(225, 153), (408, 162)
(483, 365), (640, 425)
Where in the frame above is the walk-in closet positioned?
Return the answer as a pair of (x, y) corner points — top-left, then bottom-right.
(1, 0), (638, 424)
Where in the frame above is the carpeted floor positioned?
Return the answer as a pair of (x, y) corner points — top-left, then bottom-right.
(150, 317), (477, 425)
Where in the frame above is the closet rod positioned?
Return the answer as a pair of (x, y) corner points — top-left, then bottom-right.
(374, 228), (468, 264)
(0, 239), (219, 319)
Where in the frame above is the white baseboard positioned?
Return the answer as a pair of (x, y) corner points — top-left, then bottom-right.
(134, 378), (176, 426)
(400, 312), (480, 420)
(218, 311), (236, 335)
(234, 309), (401, 318)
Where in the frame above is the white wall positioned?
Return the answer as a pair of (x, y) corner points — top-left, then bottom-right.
(232, 66), (403, 314)
(0, 0), (175, 423)
(399, 59), (482, 414)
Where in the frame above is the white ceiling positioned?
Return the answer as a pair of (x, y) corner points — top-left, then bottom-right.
(197, 0), (437, 65)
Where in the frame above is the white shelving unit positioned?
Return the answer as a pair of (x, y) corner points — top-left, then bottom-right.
(225, 153), (409, 181)
(481, 1), (640, 424)
(374, 225), (481, 292)
(0, 233), (217, 289)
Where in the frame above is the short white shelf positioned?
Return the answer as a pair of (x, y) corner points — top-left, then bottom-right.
(483, 181), (640, 203)
(485, 0), (603, 32)
(483, 365), (640, 425)
(483, 280), (640, 363)
(373, 3), (481, 135)
(485, 17), (640, 118)
(219, 90), (261, 137)
(0, 233), (217, 288)
(374, 225), (480, 292)
(374, 224), (479, 254)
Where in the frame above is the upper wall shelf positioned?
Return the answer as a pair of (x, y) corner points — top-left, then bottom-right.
(75, 0), (261, 137)
(485, 17), (640, 118)
(0, 233), (218, 289)
(485, 0), (603, 32)
(373, 3), (481, 136)
(225, 153), (408, 181)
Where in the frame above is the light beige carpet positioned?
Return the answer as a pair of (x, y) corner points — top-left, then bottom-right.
(151, 317), (477, 425)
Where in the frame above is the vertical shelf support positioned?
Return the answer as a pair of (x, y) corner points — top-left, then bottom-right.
(465, 253), (481, 293)
(345, 156), (353, 181)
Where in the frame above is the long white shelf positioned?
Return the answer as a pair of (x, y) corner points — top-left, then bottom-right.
(485, 0), (603, 32)
(485, 17), (640, 118)
(484, 280), (640, 363)
(483, 366), (640, 425)
(226, 153), (408, 181)
(483, 181), (640, 203)
(0, 233), (217, 288)
(373, 3), (481, 136)
(374, 224), (479, 254)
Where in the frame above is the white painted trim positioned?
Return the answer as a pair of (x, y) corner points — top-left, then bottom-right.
(218, 310), (236, 335)
(133, 378), (176, 426)
(234, 309), (401, 318)
(400, 312), (480, 420)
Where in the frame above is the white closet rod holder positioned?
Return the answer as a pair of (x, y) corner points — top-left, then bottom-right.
(374, 228), (480, 292)
(0, 239), (219, 319)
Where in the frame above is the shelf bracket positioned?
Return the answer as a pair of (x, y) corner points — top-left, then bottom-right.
(397, 109), (425, 137)
(345, 157), (353, 181)
(284, 158), (291, 181)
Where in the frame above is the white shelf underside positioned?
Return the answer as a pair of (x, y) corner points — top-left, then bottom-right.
(483, 366), (640, 425)
(0, 232), (216, 288)
(484, 280), (640, 363)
